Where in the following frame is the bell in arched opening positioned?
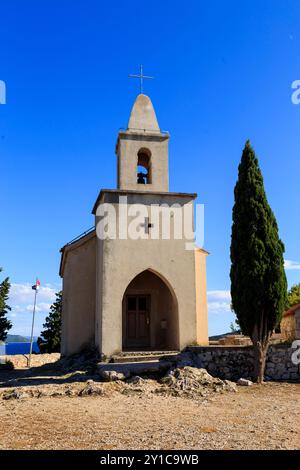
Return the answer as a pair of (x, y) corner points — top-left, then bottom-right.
(137, 148), (151, 184)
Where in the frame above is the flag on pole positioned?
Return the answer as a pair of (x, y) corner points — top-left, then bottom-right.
(32, 279), (41, 291)
(29, 278), (40, 368)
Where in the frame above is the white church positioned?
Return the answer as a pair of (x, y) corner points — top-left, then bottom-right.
(59, 91), (209, 358)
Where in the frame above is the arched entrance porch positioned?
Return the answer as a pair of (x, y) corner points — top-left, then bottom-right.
(122, 269), (179, 351)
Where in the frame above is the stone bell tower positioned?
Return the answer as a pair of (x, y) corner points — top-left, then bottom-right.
(116, 94), (169, 192)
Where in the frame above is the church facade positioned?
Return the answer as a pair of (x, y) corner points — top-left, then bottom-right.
(59, 94), (208, 358)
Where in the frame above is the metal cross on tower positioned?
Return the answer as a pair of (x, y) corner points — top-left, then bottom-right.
(129, 64), (154, 94)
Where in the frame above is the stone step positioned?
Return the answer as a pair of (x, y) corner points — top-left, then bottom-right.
(97, 360), (172, 377)
(111, 351), (179, 364)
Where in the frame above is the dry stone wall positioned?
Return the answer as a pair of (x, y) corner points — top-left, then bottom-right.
(185, 344), (300, 382)
(0, 353), (60, 369)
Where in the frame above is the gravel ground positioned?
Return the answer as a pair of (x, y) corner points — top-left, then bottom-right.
(0, 381), (299, 450)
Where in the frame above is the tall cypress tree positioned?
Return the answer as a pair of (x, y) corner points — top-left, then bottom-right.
(0, 268), (12, 342)
(230, 141), (287, 383)
(37, 291), (62, 353)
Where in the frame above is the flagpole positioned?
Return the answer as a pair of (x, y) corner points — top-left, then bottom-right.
(28, 281), (38, 368)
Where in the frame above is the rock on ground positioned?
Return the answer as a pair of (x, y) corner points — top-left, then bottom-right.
(79, 380), (106, 396)
(0, 366), (238, 401)
(98, 368), (130, 382)
(160, 366), (237, 398)
(238, 378), (254, 386)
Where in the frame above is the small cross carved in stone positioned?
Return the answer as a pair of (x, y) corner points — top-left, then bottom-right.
(141, 217), (154, 234)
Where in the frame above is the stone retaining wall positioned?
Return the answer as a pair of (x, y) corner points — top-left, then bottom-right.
(0, 353), (60, 369)
(186, 343), (300, 382)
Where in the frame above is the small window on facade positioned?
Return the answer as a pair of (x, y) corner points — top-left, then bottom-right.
(127, 297), (136, 311)
(137, 148), (151, 184)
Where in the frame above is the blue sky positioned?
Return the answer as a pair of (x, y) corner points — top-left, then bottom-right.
(1, 0), (300, 337)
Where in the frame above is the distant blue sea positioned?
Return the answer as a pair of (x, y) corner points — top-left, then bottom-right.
(3, 342), (40, 355)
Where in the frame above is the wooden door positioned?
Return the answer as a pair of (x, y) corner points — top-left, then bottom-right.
(125, 295), (150, 349)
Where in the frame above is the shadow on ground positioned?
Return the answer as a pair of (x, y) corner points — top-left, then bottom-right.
(0, 350), (100, 389)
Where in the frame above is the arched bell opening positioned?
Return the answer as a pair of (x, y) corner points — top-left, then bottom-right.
(137, 148), (152, 184)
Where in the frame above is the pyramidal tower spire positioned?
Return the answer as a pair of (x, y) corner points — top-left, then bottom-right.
(127, 94), (160, 132)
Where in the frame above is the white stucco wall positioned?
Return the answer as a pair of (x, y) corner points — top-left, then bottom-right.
(95, 192), (201, 357)
(61, 234), (96, 356)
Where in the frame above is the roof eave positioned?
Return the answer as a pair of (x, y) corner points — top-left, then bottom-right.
(59, 230), (96, 278)
(92, 189), (198, 215)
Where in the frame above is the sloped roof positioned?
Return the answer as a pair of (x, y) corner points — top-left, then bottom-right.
(59, 228), (96, 277)
(283, 303), (300, 317)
